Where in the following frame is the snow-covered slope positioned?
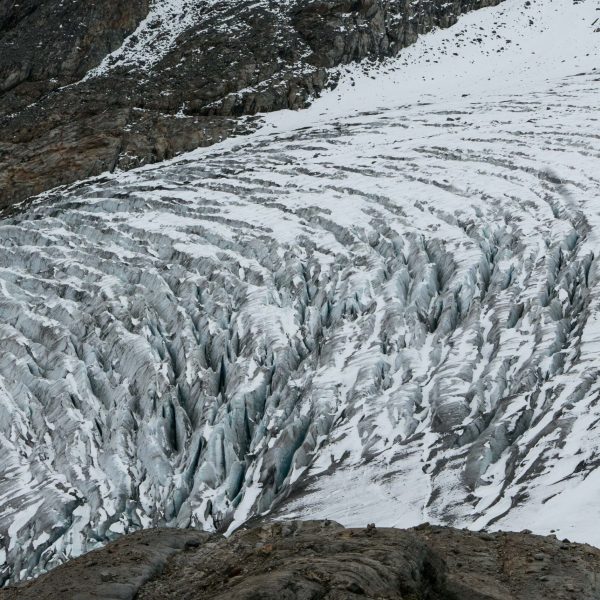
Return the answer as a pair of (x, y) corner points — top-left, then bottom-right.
(82, 0), (202, 78)
(1, 0), (599, 583)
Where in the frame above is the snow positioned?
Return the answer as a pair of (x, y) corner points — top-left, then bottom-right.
(83, 0), (200, 78)
(1, 0), (600, 584)
(7, 500), (44, 551)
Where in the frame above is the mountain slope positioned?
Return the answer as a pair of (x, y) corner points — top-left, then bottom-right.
(0, 0), (502, 207)
(0, 0), (599, 584)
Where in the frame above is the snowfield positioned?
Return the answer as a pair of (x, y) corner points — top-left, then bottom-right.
(1, 0), (599, 583)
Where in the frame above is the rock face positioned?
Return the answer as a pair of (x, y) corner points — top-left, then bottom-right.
(0, 0), (150, 95)
(2, 521), (600, 600)
(0, 0), (503, 207)
(0, 528), (212, 600)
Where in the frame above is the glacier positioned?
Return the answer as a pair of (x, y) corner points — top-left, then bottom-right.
(1, 0), (600, 584)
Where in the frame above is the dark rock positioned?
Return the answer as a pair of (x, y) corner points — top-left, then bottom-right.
(0, 528), (212, 600)
(2, 521), (600, 600)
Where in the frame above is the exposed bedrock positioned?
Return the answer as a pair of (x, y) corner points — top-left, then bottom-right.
(2, 521), (600, 600)
(0, 0), (503, 207)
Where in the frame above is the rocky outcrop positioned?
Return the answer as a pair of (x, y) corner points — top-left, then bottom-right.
(0, 0), (149, 98)
(0, 0), (503, 208)
(2, 521), (599, 599)
(0, 528), (212, 600)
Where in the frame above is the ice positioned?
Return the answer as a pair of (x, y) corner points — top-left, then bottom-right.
(1, 0), (599, 584)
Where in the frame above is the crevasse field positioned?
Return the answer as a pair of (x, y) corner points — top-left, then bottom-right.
(1, 0), (599, 583)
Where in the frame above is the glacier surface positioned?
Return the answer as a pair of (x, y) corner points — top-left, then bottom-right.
(1, 0), (600, 583)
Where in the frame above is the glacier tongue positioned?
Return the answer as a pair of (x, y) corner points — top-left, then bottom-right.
(1, 0), (600, 583)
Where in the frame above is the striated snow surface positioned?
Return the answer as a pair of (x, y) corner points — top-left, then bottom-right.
(1, 0), (600, 583)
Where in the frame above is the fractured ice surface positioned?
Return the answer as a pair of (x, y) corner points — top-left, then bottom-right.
(1, 0), (600, 583)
